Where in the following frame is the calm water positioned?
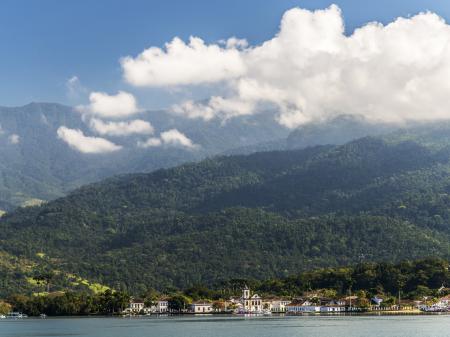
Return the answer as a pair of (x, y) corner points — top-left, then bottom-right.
(1, 315), (450, 337)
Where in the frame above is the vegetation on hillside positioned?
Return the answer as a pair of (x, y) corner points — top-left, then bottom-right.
(3, 258), (449, 316)
(1, 136), (450, 294)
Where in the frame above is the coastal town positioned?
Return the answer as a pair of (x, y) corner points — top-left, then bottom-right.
(124, 285), (450, 316)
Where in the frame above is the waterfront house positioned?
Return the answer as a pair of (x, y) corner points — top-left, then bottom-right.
(286, 300), (321, 313)
(320, 301), (346, 313)
(128, 299), (145, 313)
(190, 301), (213, 313)
(154, 300), (169, 313)
(263, 298), (292, 313)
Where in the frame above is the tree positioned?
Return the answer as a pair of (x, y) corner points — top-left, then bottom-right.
(168, 294), (191, 312)
(33, 269), (55, 293)
(143, 288), (159, 308)
(212, 301), (225, 312)
(0, 301), (11, 315)
(113, 291), (130, 313)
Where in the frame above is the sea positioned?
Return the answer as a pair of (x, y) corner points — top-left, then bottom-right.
(1, 314), (449, 337)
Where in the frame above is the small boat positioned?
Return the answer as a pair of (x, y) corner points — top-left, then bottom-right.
(40, 314), (47, 319)
(420, 305), (448, 312)
(7, 312), (28, 319)
(263, 309), (272, 316)
(0, 315), (6, 319)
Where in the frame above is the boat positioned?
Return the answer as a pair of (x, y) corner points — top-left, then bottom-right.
(40, 314), (47, 319)
(0, 315), (6, 319)
(263, 309), (272, 316)
(7, 312), (28, 319)
(420, 305), (448, 312)
(234, 308), (266, 315)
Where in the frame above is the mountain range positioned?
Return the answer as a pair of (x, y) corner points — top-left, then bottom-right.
(2, 125), (450, 295)
(0, 103), (290, 210)
(0, 103), (418, 212)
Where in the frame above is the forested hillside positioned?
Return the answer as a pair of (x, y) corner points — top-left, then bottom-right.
(0, 103), (288, 210)
(2, 136), (450, 295)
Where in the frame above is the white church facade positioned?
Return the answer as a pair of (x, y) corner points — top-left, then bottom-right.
(240, 285), (263, 313)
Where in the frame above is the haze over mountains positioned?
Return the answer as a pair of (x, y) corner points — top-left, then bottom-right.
(0, 102), (408, 211)
(0, 102), (291, 210)
(2, 101), (450, 213)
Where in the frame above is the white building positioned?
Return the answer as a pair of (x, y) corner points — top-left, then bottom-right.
(190, 302), (213, 313)
(128, 299), (145, 313)
(286, 301), (321, 313)
(126, 299), (169, 314)
(320, 305), (345, 313)
(155, 300), (169, 313)
(268, 299), (291, 313)
(241, 285), (263, 313)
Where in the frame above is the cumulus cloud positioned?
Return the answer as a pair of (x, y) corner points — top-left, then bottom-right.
(161, 129), (197, 148)
(137, 137), (162, 148)
(57, 126), (122, 153)
(77, 91), (140, 119)
(123, 5), (450, 128)
(89, 118), (154, 136)
(138, 129), (197, 149)
(171, 100), (216, 121)
(8, 134), (19, 144)
(121, 36), (246, 87)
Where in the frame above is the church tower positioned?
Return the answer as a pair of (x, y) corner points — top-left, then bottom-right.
(242, 285), (250, 299)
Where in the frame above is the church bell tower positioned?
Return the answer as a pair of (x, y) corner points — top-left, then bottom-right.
(242, 285), (250, 299)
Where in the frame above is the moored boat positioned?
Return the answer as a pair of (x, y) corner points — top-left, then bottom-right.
(7, 312), (28, 319)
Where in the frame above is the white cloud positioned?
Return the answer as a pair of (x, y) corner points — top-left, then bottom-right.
(121, 36), (246, 87)
(89, 118), (154, 136)
(123, 5), (450, 128)
(77, 91), (140, 119)
(161, 129), (197, 148)
(224, 37), (248, 49)
(57, 126), (122, 154)
(138, 129), (197, 149)
(137, 137), (162, 148)
(171, 100), (215, 121)
(8, 134), (19, 144)
(66, 76), (87, 99)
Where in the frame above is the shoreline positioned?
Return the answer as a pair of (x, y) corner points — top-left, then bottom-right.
(4, 312), (447, 319)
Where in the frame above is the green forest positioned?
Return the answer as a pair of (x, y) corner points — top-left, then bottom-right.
(2, 258), (449, 316)
(2, 134), (450, 295)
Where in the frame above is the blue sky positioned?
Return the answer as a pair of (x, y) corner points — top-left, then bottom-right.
(1, 0), (450, 108)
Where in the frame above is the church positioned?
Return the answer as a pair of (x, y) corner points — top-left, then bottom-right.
(241, 285), (263, 313)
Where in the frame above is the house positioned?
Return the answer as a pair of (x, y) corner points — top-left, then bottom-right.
(190, 301), (213, 313)
(155, 300), (169, 313)
(126, 298), (169, 314)
(320, 304), (346, 312)
(286, 301), (321, 314)
(264, 298), (292, 313)
(319, 299), (346, 312)
(128, 299), (145, 313)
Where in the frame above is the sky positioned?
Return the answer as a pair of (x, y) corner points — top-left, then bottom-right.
(1, 0), (450, 109)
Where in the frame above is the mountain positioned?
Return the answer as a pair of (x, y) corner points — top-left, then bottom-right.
(286, 115), (397, 149)
(2, 102), (445, 213)
(225, 115), (398, 156)
(1, 136), (450, 295)
(0, 103), (289, 210)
